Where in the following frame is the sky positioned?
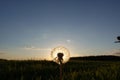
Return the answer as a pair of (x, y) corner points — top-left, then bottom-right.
(0, 0), (120, 60)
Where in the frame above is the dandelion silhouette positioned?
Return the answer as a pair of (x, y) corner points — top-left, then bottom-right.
(51, 46), (70, 64)
(57, 53), (64, 64)
(51, 46), (70, 80)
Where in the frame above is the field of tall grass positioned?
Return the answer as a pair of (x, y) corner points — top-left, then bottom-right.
(0, 59), (120, 80)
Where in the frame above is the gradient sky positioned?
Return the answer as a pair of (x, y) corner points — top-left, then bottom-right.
(0, 0), (120, 60)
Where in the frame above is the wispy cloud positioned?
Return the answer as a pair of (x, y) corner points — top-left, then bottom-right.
(66, 39), (71, 43)
(114, 52), (120, 55)
(113, 49), (120, 56)
(0, 52), (6, 55)
(109, 49), (120, 56)
(24, 46), (51, 51)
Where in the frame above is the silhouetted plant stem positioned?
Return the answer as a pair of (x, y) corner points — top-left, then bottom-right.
(60, 62), (62, 80)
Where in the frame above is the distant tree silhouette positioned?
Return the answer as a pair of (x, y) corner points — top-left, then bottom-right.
(70, 55), (120, 61)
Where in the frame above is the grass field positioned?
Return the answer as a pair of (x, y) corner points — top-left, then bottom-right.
(0, 59), (120, 80)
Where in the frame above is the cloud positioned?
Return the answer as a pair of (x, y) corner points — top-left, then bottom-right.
(66, 39), (71, 43)
(24, 46), (51, 51)
(113, 49), (120, 56)
(0, 52), (6, 55)
(114, 52), (120, 55)
(109, 49), (120, 56)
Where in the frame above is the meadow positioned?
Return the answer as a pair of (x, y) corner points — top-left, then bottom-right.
(0, 59), (120, 80)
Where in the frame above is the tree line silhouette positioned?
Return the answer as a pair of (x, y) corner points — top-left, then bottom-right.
(70, 55), (120, 61)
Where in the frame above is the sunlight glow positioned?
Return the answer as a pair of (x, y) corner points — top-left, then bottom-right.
(51, 46), (70, 64)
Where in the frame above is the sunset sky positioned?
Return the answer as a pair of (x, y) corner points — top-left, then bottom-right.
(0, 0), (120, 60)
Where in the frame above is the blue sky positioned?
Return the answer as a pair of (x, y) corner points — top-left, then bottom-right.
(0, 0), (120, 60)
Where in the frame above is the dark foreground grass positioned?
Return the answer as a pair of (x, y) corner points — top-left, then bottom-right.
(0, 60), (120, 80)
